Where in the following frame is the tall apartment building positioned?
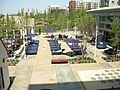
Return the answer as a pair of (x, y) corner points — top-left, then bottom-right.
(48, 5), (61, 13)
(0, 39), (10, 90)
(100, 0), (120, 7)
(78, 1), (100, 10)
(69, 0), (77, 11)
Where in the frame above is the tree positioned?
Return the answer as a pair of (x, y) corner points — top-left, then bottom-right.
(5, 14), (16, 38)
(76, 9), (95, 55)
(0, 14), (5, 38)
(110, 17), (120, 55)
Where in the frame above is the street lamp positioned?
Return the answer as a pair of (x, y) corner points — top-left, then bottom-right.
(94, 26), (98, 60)
(75, 21), (77, 35)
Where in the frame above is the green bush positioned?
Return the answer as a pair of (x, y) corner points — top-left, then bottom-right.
(69, 56), (96, 64)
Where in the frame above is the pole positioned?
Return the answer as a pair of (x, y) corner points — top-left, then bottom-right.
(75, 21), (77, 35)
(67, 19), (68, 32)
(94, 26), (98, 60)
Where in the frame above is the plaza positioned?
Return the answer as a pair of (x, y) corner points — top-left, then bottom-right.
(8, 33), (120, 90)
(0, 0), (120, 90)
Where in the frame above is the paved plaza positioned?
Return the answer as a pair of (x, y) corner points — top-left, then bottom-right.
(9, 34), (120, 90)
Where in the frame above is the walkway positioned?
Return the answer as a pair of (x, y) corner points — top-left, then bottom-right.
(10, 60), (34, 90)
(54, 64), (85, 90)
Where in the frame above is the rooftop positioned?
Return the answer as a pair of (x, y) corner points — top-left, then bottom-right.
(87, 6), (120, 12)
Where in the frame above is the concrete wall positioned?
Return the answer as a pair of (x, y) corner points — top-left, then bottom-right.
(0, 39), (10, 90)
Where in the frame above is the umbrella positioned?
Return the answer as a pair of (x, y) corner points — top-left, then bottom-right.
(64, 39), (80, 44)
(46, 28), (56, 33)
(24, 33), (35, 37)
(14, 34), (22, 36)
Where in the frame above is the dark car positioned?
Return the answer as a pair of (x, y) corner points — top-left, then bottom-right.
(30, 40), (39, 45)
(97, 41), (107, 49)
(26, 49), (37, 55)
(90, 40), (107, 49)
(104, 48), (117, 55)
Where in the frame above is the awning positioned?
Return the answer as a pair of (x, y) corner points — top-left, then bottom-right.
(46, 28), (56, 33)
(64, 39), (80, 44)
(24, 33), (35, 37)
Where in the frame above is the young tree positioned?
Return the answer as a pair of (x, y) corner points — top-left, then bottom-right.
(110, 17), (120, 55)
(0, 14), (5, 38)
(76, 9), (95, 55)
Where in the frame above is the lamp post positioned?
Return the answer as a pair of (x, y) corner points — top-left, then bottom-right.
(22, 27), (26, 60)
(94, 26), (98, 60)
(75, 21), (77, 35)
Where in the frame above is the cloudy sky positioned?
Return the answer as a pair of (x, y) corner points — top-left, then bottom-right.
(0, 0), (99, 14)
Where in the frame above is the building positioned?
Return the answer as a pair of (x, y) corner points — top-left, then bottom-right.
(78, 1), (100, 10)
(100, 0), (109, 7)
(91, 2), (100, 9)
(48, 5), (61, 13)
(87, 6), (120, 41)
(9, 16), (35, 36)
(100, 0), (120, 7)
(0, 38), (10, 90)
(69, 0), (77, 11)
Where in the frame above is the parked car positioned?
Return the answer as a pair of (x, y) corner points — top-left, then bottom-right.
(26, 49), (37, 55)
(104, 48), (117, 55)
(90, 40), (107, 49)
(97, 41), (107, 49)
(30, 40), (39, 45)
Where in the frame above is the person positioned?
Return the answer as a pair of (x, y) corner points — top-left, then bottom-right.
(39, 29), (41, 35)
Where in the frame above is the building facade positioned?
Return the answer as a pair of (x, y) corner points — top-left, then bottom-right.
(0, 39), (10, 90)
(9, 16), (35, 37)
(48, 5), (61, 13)
(69, 0), (77, 11)
(77, 1), (100, 10)
(88, 6), (120, 41)
(100, 0), (120, 7)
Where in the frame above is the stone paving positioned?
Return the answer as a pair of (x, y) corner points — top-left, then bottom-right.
(9, 34), (120, 90)
(10, 60), (34, 90)
(54, 64), (85, 90)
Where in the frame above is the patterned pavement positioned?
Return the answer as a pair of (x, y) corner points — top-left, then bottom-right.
(54, 64), (86, 90)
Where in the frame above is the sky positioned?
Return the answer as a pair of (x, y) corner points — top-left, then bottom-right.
(0, 0), (99, 15)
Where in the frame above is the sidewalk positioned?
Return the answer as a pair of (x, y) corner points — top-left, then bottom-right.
(29, 35), (58, 90)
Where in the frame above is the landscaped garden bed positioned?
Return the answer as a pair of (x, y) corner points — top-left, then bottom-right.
(102, 55), (120, 62)
(8, 60), (20, 66)
(69, 56), (96, 64)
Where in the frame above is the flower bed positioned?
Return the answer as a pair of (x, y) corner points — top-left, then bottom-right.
(8, 60), (20, 66)
(102, 55), (120, 62)
(69, 56), (96, 64)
